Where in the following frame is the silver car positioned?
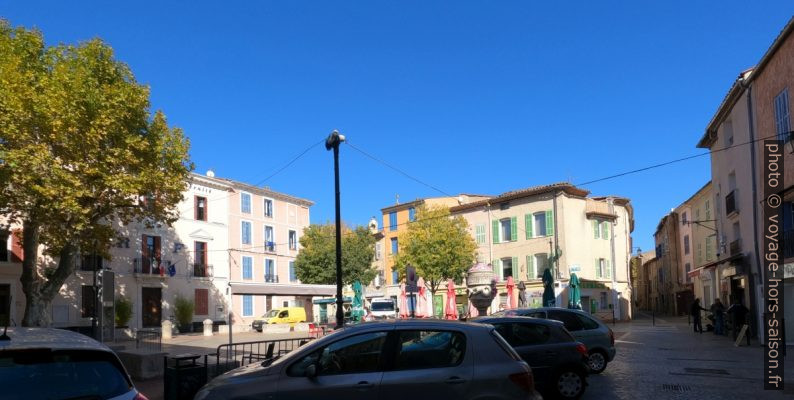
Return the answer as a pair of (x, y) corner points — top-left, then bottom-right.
(497, 307), (616, 374)
(195, 319), (542, 400)
(0, 327), (145, 400)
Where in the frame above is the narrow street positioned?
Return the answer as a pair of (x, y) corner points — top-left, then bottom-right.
(587, 313), (794, 399)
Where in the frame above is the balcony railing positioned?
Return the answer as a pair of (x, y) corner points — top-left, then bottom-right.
(725, 190), (737, 215)
(265, 273), (279, 283)
(729, 239), (741, 256)
(784, 230), (794, 259)
(264, 241), (276, 253)
(133, 257), (166, 276)
(192, 263), (213, 278)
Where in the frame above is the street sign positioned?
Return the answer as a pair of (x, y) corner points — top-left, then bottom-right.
(405, 265), (418, 292)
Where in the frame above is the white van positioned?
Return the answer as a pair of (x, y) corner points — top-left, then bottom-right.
(370, 297), (397, 319)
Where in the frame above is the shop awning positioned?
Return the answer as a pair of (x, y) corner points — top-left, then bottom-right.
(697, 253), (744, 271)
(230, 283), (336, 296)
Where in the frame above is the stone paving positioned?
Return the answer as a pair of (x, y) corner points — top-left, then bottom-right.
(585, 312), (794, 399)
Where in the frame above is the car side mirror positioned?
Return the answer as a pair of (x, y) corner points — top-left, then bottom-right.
(305, 364), (317, 379)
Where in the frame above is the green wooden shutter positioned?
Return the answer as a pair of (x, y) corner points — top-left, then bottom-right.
(545, 210), (554, 236)
(512, 257), (518, 278)
(525, 214), (533, 239)
(492, 220), (499, 244)
(605, 259), (611, 278)
(596, 258), (602, 278)
(510, 217), (517, 241)
(528, 255), (535, 279)
(494, 259), (501, 277)
(601, 221), (608, 240)
(593, 220), (599, 239)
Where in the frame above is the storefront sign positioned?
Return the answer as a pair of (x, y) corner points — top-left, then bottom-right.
(722, 266), (737, 277)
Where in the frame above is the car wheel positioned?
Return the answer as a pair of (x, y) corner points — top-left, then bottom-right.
(556, 369), (586, 399)
(587, 350), (608, 374)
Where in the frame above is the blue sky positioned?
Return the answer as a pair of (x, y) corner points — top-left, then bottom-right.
(2, 1), (792, 251)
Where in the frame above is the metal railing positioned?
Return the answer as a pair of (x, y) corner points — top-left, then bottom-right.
(132, 258), (167, 276)
(213, 337), (312, 376)
(264, 273), (279, 283)
(192, 263), (213, 278)
(729, 239), (741, 256)
(136, 329), (162, 352)
(264, 241), (276, 252)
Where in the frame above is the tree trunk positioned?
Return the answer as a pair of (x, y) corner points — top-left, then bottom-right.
(20, 219), (79, 327)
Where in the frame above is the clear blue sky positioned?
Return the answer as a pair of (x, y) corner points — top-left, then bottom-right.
(3, 2), (792, 251)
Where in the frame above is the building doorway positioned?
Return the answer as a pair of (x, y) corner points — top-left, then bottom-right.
(141, 287), (162, 328)
(676, 290), (694, 316)
(0, 284), (10, 326)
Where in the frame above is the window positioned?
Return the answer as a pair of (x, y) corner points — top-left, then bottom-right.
(195, 289), (208, 315)
(705, 200), (711, 220)
(500, 257), (513, 280)
(288, 230), (297, 250)
(684, 235), (690, 255)
(392, 270), (399, 284)
(596, 258), (605, 278)
(724, 119), (734, 147)
(242, 256), (253, 280)
(534, 253), (548, 279)
(685, 263), (691, 283)
(775, 88), (790, 142)
(81, 285), (96, 318)
(408, 207), (416, 222)
(80, 254), (103, 271)
(494, 323), (551, 347)
(548, 310), (584, 331)
(194, 241), (208, 277)
(389, 212), (397, 231)
(288, 332), (388, 377)
(242, 295), (253, 316)
(475, 224), (486, 244)
(500, 218), (514, 242)
(240, 192), (252, 214)
(533, 213), (546, 238)
(391, 238), (398, 254)
(265, 259), (276, 282)
(195, 196), (207, 221)
(575, 314), (600, 330)
(593, 220), (601, 239)
(600, 292), (608, 310)
(706, 237), (713, 261)
(289, 261), (296, 282)
(264, 226), (274, 252)
(697, 243), (702, 264)
(241, 221), (252, 245)
(682, 212), (688, 224)
(141, 235), (162, 274)
(264, 198), (273, 217)
(0, 231), (7, 262)
(375, 242), (382, 260)
(602, 221), (610, 240)
(393, 330), (466, 370)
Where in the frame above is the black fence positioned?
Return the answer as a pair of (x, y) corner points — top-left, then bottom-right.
(212, 337), (312, 376)
(136, 328), (162, 352)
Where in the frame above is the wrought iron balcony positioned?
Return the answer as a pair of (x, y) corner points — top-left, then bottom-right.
(192, 263), (213, 278)
(729, 239), (741, 256)
(132, 257), (166, 276)
(264, 241), (276, 253)
(264, 273), (279, 283)
(725, 190), (737, 216)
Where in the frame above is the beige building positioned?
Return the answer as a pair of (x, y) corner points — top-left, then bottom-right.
(630, 251), (656, 312)
(684, 182), (719, 308)
(449, 183), (635, 321)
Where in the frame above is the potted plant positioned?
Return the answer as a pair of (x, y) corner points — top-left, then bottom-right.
(174, 294), (195, 333)
(114, 296), (134, 340)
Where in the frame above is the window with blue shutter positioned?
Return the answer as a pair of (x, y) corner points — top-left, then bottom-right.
(408, 207), (416, 222)
(391, 238), (398, 254)
(289, 261), (296, 282)
(265, 259), (275, 282)
(242, 295), (253, 316)
(242, 256), (253, 280)
(392, 270), (399, 284)
(389, 212), (397, 231)
(241, 193), (251, 214)
(241, 221), (252, 244)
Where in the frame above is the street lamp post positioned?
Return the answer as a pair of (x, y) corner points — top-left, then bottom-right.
(326, 130), (346, 329)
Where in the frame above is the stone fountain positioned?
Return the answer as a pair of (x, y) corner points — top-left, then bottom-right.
(466, 262), (497, 316)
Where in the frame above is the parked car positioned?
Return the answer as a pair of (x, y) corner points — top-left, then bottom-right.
(252, 307), (307, 331)
(369, 297), (397, 319)
(195, 319), (543, 400)
(0, 327), (146, 400)
(496, 307), (616, 374)
(474, 316), (589, 399)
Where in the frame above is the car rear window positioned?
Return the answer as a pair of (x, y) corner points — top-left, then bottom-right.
(489, 329), (522, 362)
(0, 349), (132, 400)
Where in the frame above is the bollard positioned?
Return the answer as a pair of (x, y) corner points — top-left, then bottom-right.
(203, 319), (213, 337)
(652, 310), (655, 327)
(162, 320), (173, 340)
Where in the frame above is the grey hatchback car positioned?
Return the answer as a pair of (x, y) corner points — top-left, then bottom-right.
(497, 308), (616, 374)
(195, 319), (543, 400)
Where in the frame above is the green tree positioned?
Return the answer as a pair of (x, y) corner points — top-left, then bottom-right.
(394, 205), (477, 297)
(295, 224), (377, 285)
(0, 21), (192, 326)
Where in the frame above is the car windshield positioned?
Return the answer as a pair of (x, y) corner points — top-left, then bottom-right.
(0, 349), (131, 400)
(371, 302), (394, 311)
(265, 310), (280, 318)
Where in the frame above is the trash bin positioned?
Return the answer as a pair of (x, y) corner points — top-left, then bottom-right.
(164, 353), (208, 400)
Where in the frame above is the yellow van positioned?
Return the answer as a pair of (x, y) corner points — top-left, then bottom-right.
(252, 307), (307, 331)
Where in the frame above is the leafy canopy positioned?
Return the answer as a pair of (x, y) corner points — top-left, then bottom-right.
(295, 224), (377, 286)
(393, 205), (477, 294)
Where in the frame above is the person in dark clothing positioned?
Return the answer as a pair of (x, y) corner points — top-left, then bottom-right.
(690, 298), (707, 333)
(727, 298), (750, 344)
(710, 298), (725, 335)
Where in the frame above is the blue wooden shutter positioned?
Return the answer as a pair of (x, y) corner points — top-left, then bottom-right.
(545, 210), (554, 236)
(510, 217), (518, 241)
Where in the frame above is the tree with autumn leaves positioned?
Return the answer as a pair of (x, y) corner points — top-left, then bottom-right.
(0, 21), (192, 326)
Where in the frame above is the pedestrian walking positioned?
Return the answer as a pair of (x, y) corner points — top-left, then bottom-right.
(690, 298), (707, 333)
(710, 298), (725, 335)
(726, 297), (750, 345)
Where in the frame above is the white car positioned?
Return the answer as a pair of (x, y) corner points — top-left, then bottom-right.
(0, 327), (147, 400)
(370, 297), (397, 319)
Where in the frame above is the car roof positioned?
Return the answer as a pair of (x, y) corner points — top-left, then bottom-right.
(330, 319), (494, 334)
(0, 328), (114, 353)
(510, 307), (590, 315)
(474, 316), (565, 327)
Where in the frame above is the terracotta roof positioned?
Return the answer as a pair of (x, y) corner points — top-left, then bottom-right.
(449, 182), (589, 213)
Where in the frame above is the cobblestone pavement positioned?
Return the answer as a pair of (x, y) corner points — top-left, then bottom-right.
(585, 313), (793, 399)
